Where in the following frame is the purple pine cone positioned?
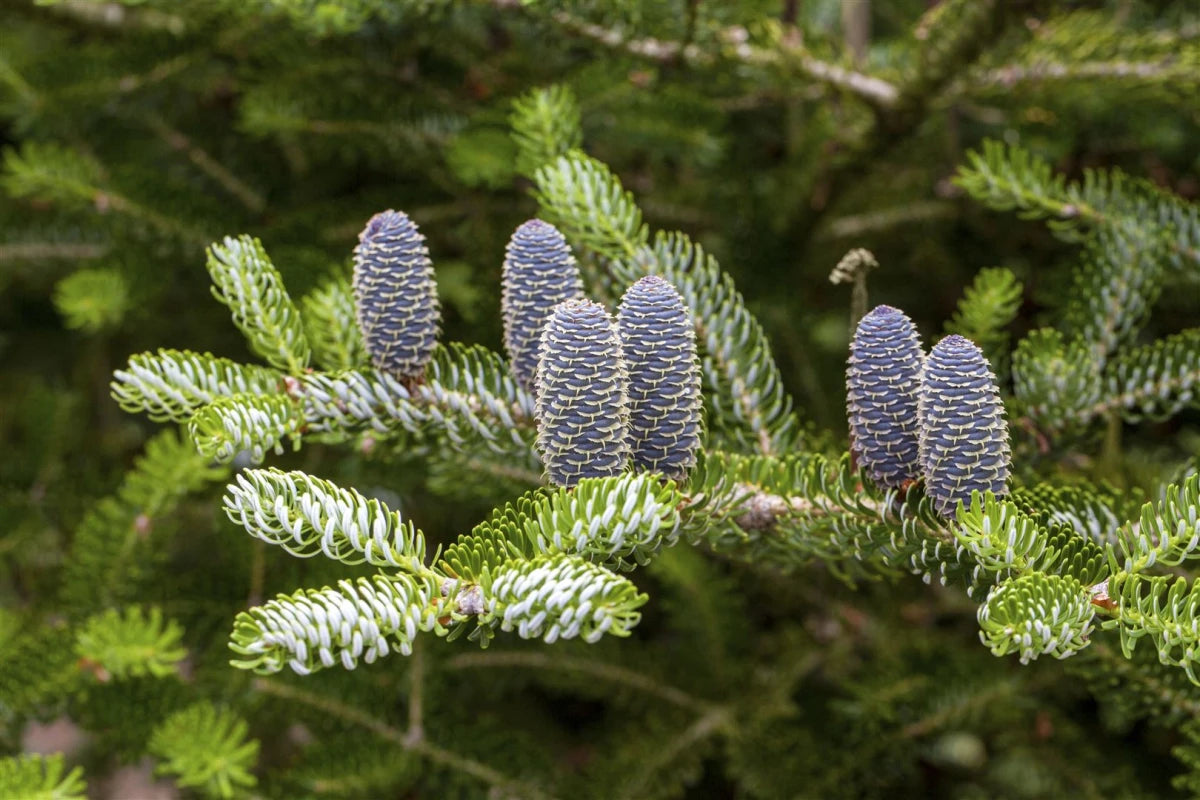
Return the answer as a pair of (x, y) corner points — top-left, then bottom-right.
(846, 305), (925, 489)
(617, 276), (703, 481)
(502, 219), (584, 390)
(919, 334), (1011, 517)
(535, 299), (630, 487)
(352, 210), (441, 380)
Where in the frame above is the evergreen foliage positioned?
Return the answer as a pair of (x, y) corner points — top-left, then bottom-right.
(6, 1), (1200, 797)
(148, 703), (259, 799)
(0, 754), (86, 800)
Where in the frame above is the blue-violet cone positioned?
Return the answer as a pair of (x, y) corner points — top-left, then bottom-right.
(919, 334), (1011, 517)
(501, 219), (584, 390)
(617, 276), (703, 481)
(352, 210), (441, 380)
(535, 299), (630, 487)
(846, 305), (924, 489)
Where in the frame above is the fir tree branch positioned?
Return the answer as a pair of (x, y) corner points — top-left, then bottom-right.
(618, 704), (732, 799)
(794, 0), (1008, 248)
(1090, 329), (1200, 422)
(975, 59), (1200, 88)
(301, 276), (366, 372)
(148, 703), (259, 799)
(444, 650), (712, 713)
(0, 754), (87, 800)
(1, 141), (209, 244)
(143, 113), (266, 213)
(188, 394), (301, 464)
(1082, 641), (1200, 722)
(76, 606), (187, 680)
(295, 344), (536, 451)
(900, 677), (1021, 738)
(252, 678), (559, 800)
(112, 349), (283, 423)
(406, 640), (425, 746)
(206, 235), (312, 373)
(822, 201), (955, 239)
(59, 428), (230, 617)
(222, 468), (431, 570)
(540, 9), (900, 107)
(955, 140), (1200, 268)
(0, 242), (108, 262)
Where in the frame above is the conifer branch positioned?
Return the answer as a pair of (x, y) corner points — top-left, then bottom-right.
(1, 141), (208, 244)
(148, 703), (259, 799)
(296, 344), (536, 451)
(0, 241), (108, 262)
(53, 267), (129, 332)
(510, 85), (582, 178)
(1106, 572), (1200, 685)
(482, 556), (647, 644)
(524, 473), (684, 569)
(977, 572), (1096, 663)
(143, 113), (266, 213)
(444, 650), (711, 712)
(1114, 474), (1200, 574)
(955, 140), (1200, 267)
(112, 349), (283, 423)
(223, 468), (430, 570)
(0, 754), (87, 800)
(1081, 641), (1200, 723)
(1095, 328), (1200, 422)
(76, 606), (187, 680)
(206, 235), (312, 373)
(229, 573), (447, 675)
(59, 428), (230, 617)
(945, 267), (1022, 377)
(541, 9), (900, 107)
(975, 59), (1200, 89)
(188, 394), (301, 464)
(618, 704), (732, 799)
(253, 678), (559, 800)
(301, 277), (366, 371)
(534, 152), (648, 260)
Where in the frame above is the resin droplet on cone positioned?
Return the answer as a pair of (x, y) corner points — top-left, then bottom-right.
(845, 304), (924, 490)
(919, 334), (1011, 517)
(352, 210), (441, 380)
(617, 276), (703, 482)
(535, 299), (630, 487)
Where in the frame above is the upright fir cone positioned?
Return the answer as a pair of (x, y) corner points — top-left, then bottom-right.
(845, 305), (924, 490)
(617, 276), (703, 482)
(919, 334), (1011, 517)
(535, 299), (630, 488)
(352, 210), (441, 380)
(502, 219), (584, 390)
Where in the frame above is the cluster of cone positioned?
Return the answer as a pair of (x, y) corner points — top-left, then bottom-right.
(351, 211), (703, 488)
(846, 305), (1010, 517)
